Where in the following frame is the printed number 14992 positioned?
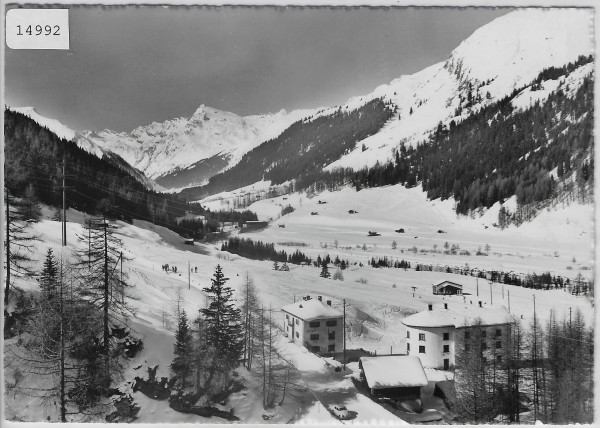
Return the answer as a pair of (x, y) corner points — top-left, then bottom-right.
(16, 24), (61, 36)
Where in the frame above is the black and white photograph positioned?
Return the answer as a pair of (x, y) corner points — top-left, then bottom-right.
(2, 1), (596, 424)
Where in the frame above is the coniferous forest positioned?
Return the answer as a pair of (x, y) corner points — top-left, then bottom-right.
(4, 109), (257, 238)
(217, 57), (594, 225)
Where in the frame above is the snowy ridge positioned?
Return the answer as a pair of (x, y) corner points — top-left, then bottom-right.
(11, 107), (76, 141)
(325, 8), (593, 172)
(76, 105), (315, 183)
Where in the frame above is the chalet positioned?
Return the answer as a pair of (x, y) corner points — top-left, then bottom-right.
(183, 238), (194, 246)
(281, 296), (343, 355)
(359, 355), (428, 401)
(432, 280), (463, 295)
(402, 303), (513, 370)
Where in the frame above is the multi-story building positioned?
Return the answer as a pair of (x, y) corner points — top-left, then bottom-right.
(281, 296), (343, 355)
(402, 302), (513, 370)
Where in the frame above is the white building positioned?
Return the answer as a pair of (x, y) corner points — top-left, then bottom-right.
(402, 302), (513, 370)
(281, 297), (343, 354)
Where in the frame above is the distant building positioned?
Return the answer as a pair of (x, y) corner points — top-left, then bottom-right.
(183, 238), (194, 246)
(432, 280), (463, 295)
(402, 302), (513, 370)
(241, 220), (269, 231)
(281, 296), (343, 354)
(359, 355), (428, 401)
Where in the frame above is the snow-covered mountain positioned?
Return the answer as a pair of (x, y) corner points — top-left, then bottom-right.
(15, 9), (593, 196)
(75, 106), (315, 190)
(324, 8), (593, 171)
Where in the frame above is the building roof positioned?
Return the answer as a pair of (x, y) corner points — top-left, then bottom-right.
(360, 356), (428, 389)
(433, 280), (463, 289)
(281, 299), (342, 321)
(401, 303), (513, 329)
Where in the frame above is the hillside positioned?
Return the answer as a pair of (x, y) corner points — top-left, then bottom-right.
(183, 8), (593, 218)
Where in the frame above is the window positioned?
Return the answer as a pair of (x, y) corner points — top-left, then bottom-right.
(482, 341), (488, 350)
(295, 332), (299, 338)
(310, 334), (319, 340)
(309, 321), (320, 328)
(407, 343), (410, 352)
(495, 329), (502, 337)
(286, 314), (289, 320)
(419, 346), (426, 354)
(328, 331), (335, 340)
(465, 343), (470, 352)
(295, 319), (299, 325)
(464, 331), (471, 340)
(443, 345), (450, 353)
(311, 345), (320, 352)
(496, 354), (503, 363)
(328, 344), (335, 352)
(406, 331), (410, 339)
(481, 330), (487, 338)
(419, 333), (426, 341)
(326, 320), (337, 327)
(495, 341), (502, 349)
(443, 332), (450, 341)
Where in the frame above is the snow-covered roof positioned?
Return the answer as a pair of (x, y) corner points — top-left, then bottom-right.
(433, 280), (462, 289)
(281, 299), (342, 321)
(402, 303), (513, 329)
(360, 356), (428, 389)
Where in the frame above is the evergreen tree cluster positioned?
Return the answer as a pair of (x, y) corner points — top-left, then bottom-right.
(221, 237), (312, 265)
(352, 59), (593, 214)
(370, 256), (411, 269)
(180, 99), (394, 200)
(4, 109), (257, 239)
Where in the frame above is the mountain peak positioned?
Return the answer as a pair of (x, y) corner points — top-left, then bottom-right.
(445, 8), (592, 93)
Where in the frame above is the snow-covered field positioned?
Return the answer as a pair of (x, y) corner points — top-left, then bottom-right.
(4, 181), (594, 423)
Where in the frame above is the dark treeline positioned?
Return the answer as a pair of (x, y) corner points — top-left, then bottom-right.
(4, 109), (256, 238)
(221, 237), (312, 265)
(180, 98), (394, 200)
(355, 57), (594, 215)
(370, 256), (411, 269)
(257, 57), (594, 219)
(221, 237), (352, 270)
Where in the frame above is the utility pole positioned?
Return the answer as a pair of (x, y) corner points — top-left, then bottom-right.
(508, 290), (511, 313)
(490, 280), (493, 305)
(59, 257), (66, 422)
(5, 193), (10, 305)
(120, 251), (124, 304)
(533, 294), (539, 422)
(343, 299), (346, 371)
(188, 261), (191, 290)
(476, 277), (479, 297)
(62, 156), (67, 246)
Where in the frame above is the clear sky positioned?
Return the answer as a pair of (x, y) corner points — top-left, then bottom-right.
(5, 6), (509, 132)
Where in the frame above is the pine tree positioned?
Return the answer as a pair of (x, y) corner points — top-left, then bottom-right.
(4, 193), (39, 305)
(73, 213), (131, 396)
(39, 248), (59, 298)
(172, 310), (193, 389)
(201, 265), (243, 370)
(320, 263), (330, 279)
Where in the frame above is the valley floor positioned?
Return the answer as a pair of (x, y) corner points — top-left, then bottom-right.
(3, 184), (594, 422)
